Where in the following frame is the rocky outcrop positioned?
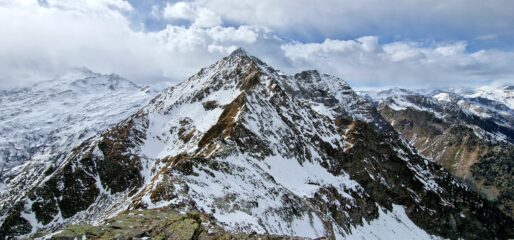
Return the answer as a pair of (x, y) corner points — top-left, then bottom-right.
(45, 208), (303, 240)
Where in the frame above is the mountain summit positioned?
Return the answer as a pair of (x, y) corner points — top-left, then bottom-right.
(0, 50), (512, 239)
(228, 47), (248, 57)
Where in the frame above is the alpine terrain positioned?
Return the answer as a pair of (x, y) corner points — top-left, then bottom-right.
(361, 86), (514, 218)
(0, 49), (512, 239)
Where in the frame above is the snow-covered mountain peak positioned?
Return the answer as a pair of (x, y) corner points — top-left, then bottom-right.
(429, 91), (464, 103)
(29, 67), (142, 94)
(72, 73), (139, 90)
(464, 83), (514, 110)
(363, 85), (514, 142)
(1, 53), (512, 239)
(361, 87), (418, 102)
(432, 92), (451, 102)
(228, 47), (249, 57)
(146, 49), (267, 114)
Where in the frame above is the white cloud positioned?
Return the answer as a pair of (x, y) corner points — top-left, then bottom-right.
(207, 44), (238, 54)
(383, 42), (426, 62)
(207, 26), (259, 43)
(162, 1), (221, 28)
(434, 42), (467, 56)
(193, 0), (514, 42)
(281, 37), (514, 88)
(0, 0), (513, 90)
(45, 0), (133, 13)
(163, 2), (195, 20)
(0, 0), (267, 88)
(281, 37), (381, 61)
(357, 36), (380, 53)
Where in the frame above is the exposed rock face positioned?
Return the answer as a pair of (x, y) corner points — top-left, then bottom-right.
(364, 89), (514, 218)
(1, 50), (512, 239)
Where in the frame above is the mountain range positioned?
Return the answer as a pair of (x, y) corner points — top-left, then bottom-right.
(360, 84), (514, 218)
(0, 49), (512, 239)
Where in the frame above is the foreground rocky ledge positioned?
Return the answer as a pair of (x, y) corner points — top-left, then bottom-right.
(37, 208), (309, 240)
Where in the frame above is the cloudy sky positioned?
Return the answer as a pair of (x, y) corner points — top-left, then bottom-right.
(0, 0), (513, 89)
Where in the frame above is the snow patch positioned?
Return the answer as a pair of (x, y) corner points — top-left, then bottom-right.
(347, 205), (440, 240)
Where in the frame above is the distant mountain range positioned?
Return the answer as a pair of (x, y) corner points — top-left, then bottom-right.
(360, 84), (514, 218)
(0, 49), (512, 239)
